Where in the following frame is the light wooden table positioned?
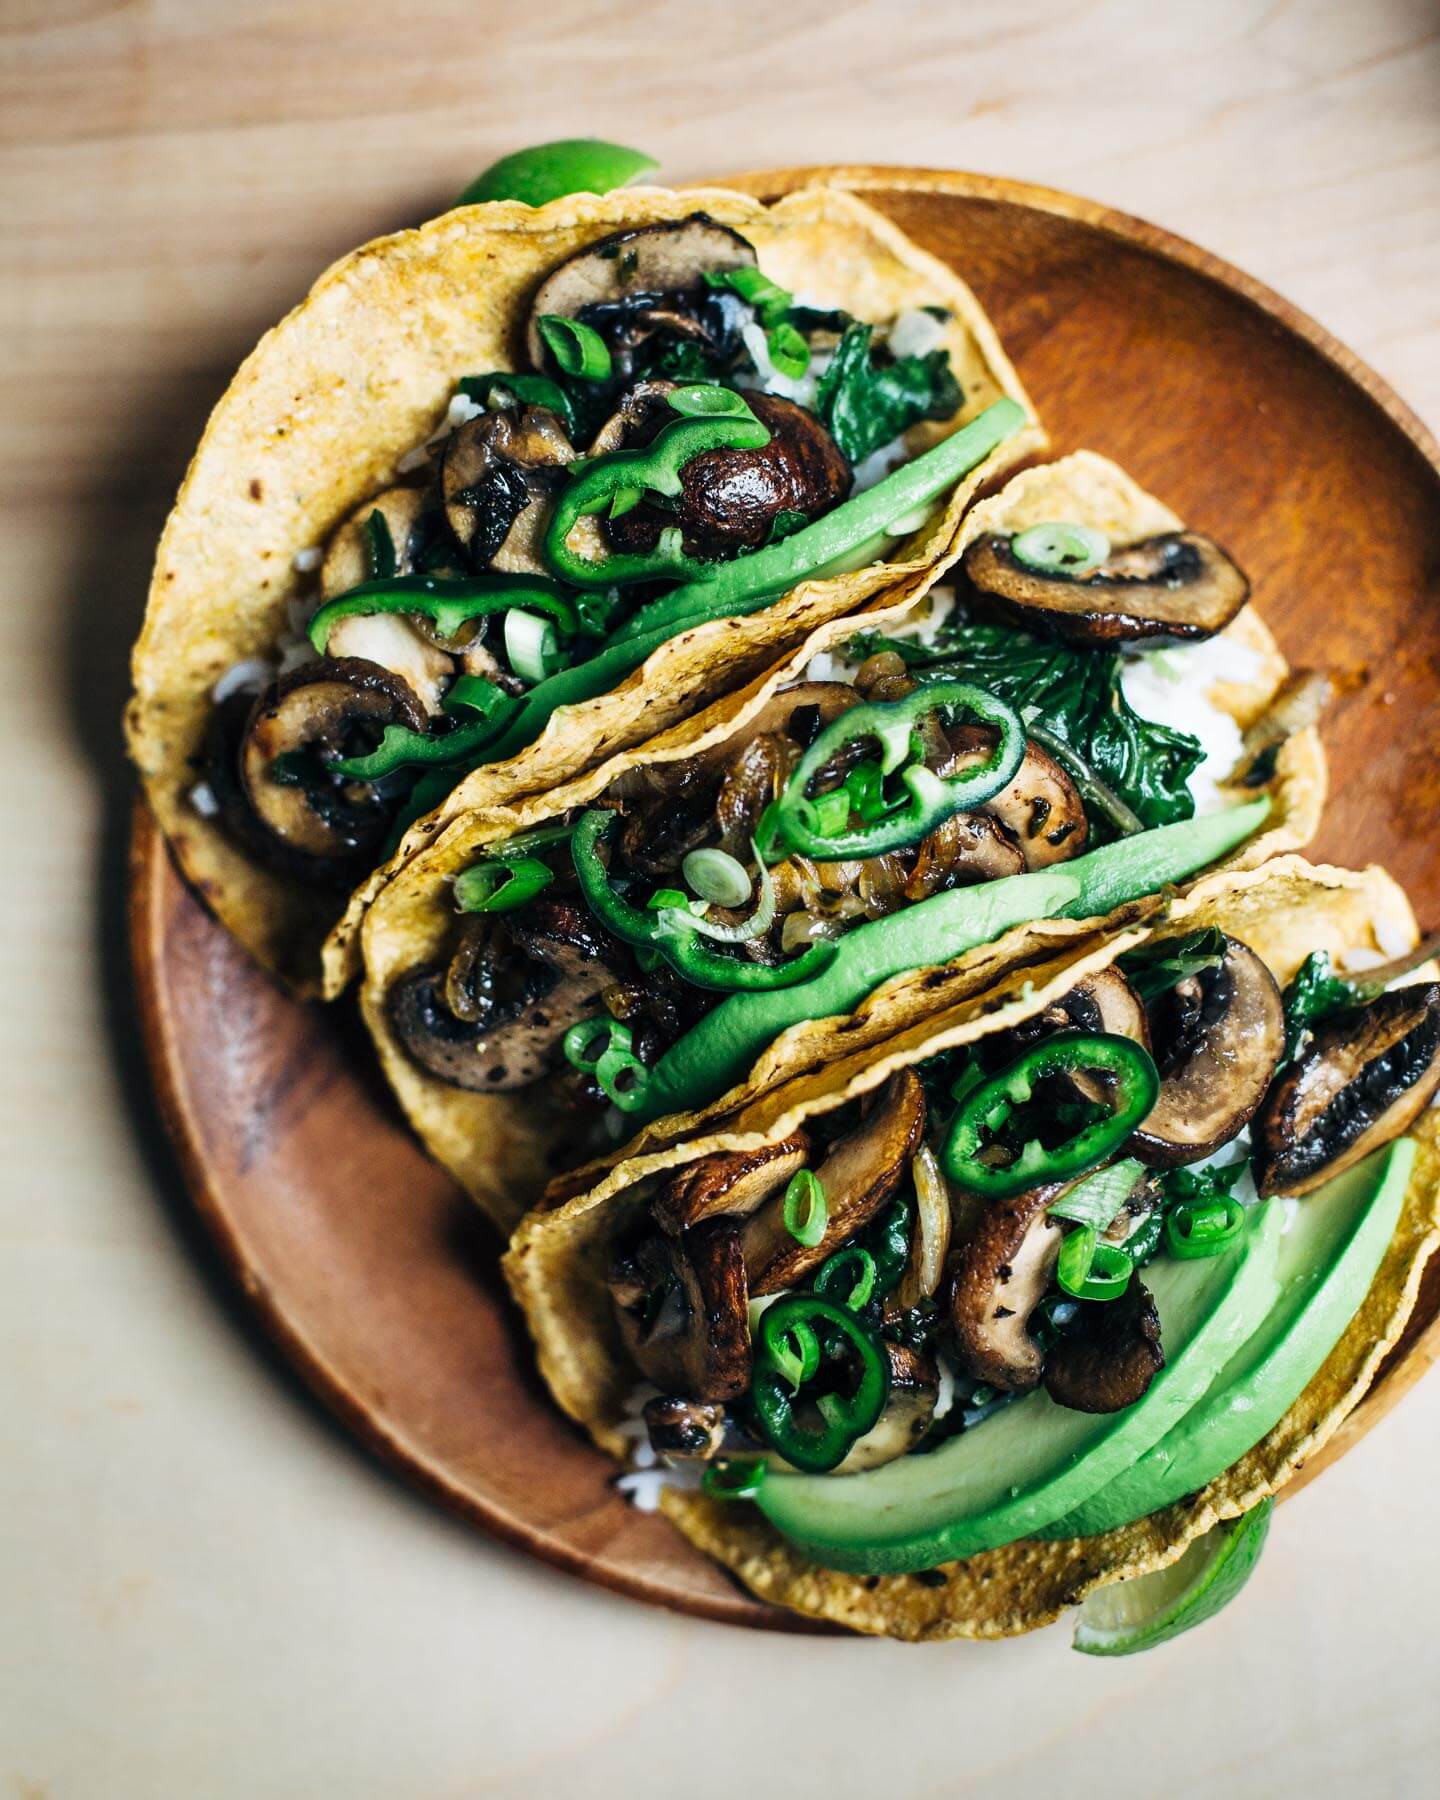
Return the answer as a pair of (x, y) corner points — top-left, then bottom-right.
(4, 3), (1439, 1795)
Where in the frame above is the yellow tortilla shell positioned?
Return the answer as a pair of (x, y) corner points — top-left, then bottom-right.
(503, 855), (1439, 1640)
(126, 183), (1041, 995)
(360, 453), (1323, 1229)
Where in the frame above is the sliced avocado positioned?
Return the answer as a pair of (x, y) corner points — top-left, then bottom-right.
(1044, 1137), (1414, 1539)
(633, 798), (1272, 1124)
(756, 1201), (1282, 1574)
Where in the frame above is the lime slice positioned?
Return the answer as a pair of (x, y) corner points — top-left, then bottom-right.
(1073, 1498), (1273, 1656)
(455, 140), (659, 208)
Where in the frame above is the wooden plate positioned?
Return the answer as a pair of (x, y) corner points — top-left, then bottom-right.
(130, 168), (1440, 1630)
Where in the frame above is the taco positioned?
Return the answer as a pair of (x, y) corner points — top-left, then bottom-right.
(126, 183), (1042, 996)
(503, 856), (1440, 1640)
(359, 453), (1323, 1230)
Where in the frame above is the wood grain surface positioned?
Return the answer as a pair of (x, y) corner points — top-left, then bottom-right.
(7, 4), (1440, 1797)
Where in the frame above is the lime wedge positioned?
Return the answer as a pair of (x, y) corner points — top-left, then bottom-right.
(1073, 1498), (1272, 1656)
(455, 140), (659, 208)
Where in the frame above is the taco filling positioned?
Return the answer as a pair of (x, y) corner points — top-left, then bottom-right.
(591, 925), (1439, 1568)
(379, 523), (1313, 1145)
(190, 214), (1024, 896)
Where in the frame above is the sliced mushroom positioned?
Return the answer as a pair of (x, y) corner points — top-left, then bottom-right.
(831, 1344), (940, 1473)
(942, 725), (1088, 868)
(947, 1184), (1065, 1391)
(994, 969), (1151, 1101)
(320, 485), (427, 598)
(386, 898), (624, 1090)
(962, 530), (1249, 647)
(238, 658), (426, 863)
(324, 612), (454, 715)
(441, 405), (575, 574)
(1131, 936), (1284, 1167)
(525, 215), (759, 371)
(642, 1395), (728, 1460)
(903, 810), (1026, 897)
(1043, 1277), (1164, 1413)
(609, 1223), (751, 1401)
(652, 1133), (811, 1233)
(586, 378), (680, 457)
(1252, 984), (1440, 1196)
(603, 392), (851, 561)
(740, 1071), (927, 1294)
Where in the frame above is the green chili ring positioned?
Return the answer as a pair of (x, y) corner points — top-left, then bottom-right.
(772, 681), (1026, 861)
(569, 810), (838, 994)
(942, 1032), (1161, 1199)
(751, 1295), (890, 1474)
(544, 398), (771, 589)
(331, 675), (518, 781)
(308, 574), (581, 656)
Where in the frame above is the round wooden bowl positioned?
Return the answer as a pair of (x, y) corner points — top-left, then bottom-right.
(130, 168), (1440, 1631)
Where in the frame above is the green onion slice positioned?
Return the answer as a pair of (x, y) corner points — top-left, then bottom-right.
(812, 1245), (878, 1312)
(536, 314), (613, 381)
(453, 855), (554, 914)
(504, 608), (563, 684)
(1048, 1159), (1146, 1232)
(561, 1016), (649, 1111)
(1011, 521), (1110, 578)
(1165, 1194), (1247, 1260)
(782, 1169), (828, 1248)
(769, 1319), (821, 1393)
(681, 847), (753, 908)
(766, 321), (811, 379)
(702, 266), (794, 325)
(1056, 1225), (1134, 1301)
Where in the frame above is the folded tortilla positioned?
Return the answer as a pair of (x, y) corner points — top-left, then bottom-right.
(359, 452), (1324, 1232)
(126, 183), (1041, 996)
(504, 855), (1439, 1639)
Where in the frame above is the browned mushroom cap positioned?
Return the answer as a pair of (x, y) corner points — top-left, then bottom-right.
(948, 1183), (1065, 1391)
(441, 405), (575, 575)
(652, 1132), (811, 1234)
(320, 485), (428, 598)
(993, 968), (1150, 1107)
(740, 1071), (927, 1294)
(609, 1223), (751, 1402)
(944, 725), (1088, 869)
(524, 215), (759, 370)
(604, 392), (851, 561)
(386, 898), (624, 1091)
(1132, 936), (1285, 1167)
(1252, 984), (1440, 1197)
(1044, 1277), (1164, 1413)
(903, 811), (1026, 897)
(832, 1344), (940, 1473)
(586, 378), (680, 456)
(962, 530), (1249, 647)
(238, 658), (426, 863)
(642, 1395), (728, 1460)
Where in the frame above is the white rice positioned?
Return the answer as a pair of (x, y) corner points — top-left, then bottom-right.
(211, 657), (274, 704)
(851, 436), (909, 494)
(738, 320), (822, 407)
(291, 545), (323, 575)
(188, 780), (220, 818)
(887, 308), (947, 360)
(1120, 633), (1265, 813)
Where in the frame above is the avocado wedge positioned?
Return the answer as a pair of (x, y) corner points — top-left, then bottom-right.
(1044, 1137), (1415, 1540)
(755, 1200), (1283, 1575)
(633, 797), (1272, 1125)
